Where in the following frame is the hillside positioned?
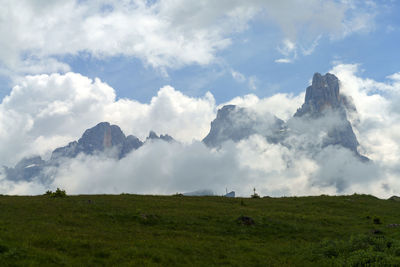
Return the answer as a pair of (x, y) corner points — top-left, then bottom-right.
(1, 194), (400, 266)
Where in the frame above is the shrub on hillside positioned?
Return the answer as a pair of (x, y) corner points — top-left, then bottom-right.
(316, 234), (400, 265)
(44, 188), (67, 198)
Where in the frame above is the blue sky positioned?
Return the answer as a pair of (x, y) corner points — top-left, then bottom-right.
(65, 1), (400, 104)
(0, 0), (399, 104)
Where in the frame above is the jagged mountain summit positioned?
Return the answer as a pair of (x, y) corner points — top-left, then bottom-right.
(51, 122), (143, 161)
(3, 156), (45, 182)
(203, 105), (286, 147)
(3, 71), (369, 182)
(203, 72), (367, 160)
(292, 72), (366, 160)
(5, 122), (174, 181)
(50, 122), (175, 162)
(294, 73), (342, 117)
(146, 131), (174, 142)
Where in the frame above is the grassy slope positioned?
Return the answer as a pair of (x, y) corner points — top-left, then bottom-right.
(1, 194), (400, 266)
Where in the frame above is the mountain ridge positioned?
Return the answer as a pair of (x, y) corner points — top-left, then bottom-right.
(203, 72), (366, 160)
(4, 123), (174, 181)
(3, 72), (369, 182)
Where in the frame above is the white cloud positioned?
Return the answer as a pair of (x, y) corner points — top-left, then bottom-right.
(271, 0), (376, 62)
(342, 11), (376, 37)
(0, 0), (376, 74)
(275, 36), (322, 63)
(387, 72), (400, 81)
(27, 132), (383, 197)
(222, 92), (304, 121)
(277, 39), (296, 55)
(230, 70), (258, 91)
(328, 64), (400, 194)
(301, 35), (322, 56)
(0, 72), (216, 166)
(3, 66), (400, 198)
(230, 69), (246, 83)
(275, 58), (292, 64)
(248, 76), (257, 91)
(275, 39), (297, 63)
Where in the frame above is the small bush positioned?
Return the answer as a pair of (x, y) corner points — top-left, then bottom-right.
(236, 216), (255, 226)
(316, 234), (400, 265)
(0, 244), (9, 254)
(374, 217), (382, 224)
(44, 188), (67, 198)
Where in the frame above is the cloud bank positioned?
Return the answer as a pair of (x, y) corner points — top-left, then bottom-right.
(0, 0), (375, 75)
(0, 72), (216, 166)
(2, 64), (400, 198)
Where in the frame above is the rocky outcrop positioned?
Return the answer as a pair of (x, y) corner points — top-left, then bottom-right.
(4, 122), (177, 181)
(51, 122), (143, 160)
(5, 122), (150, 181)
(293, 72), (366, 160)
(146, 131), (174, 143)
(203, 72), (367, 160)
(4, 156), (45, 181)
(294, 73), (342, 117)
(121, 135), (143, 158)
(203, 105), (285, 147)
(3, 71), (369, 183)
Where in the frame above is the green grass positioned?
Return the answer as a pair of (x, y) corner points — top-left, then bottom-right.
(1, 193), (400, 266)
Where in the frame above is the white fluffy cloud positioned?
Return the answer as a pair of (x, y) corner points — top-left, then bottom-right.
(0, 0), (375, 74)
(3, 66), (400, 198)
(222, 92), (304, 121)
(0, 72), (216, 166)
(331, 64), (400, 163)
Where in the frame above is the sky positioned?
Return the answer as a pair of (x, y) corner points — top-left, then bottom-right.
(1, 0), (400, 197)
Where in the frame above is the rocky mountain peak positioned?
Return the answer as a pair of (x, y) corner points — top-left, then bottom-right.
(78, 122), (126, 152)
(216, 105), (236, 119)
(203, 104), (285, 147)
(295, 72), (342, 117)
(147, 131), (159, 140)
(51, 122), (143, 161)
(292, 73), (367, 160)
(146, 131), (174, 142)
(4, 155), (45, 181)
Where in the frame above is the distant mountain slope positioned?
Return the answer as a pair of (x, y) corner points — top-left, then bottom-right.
(292, 73), (367, 160)
(202, 105), (286, 147)
(3, 156), (45, 182)
(3, 71), (369, 182)
(203, 72), (367, 160)
(4, 122), (173, 181)
(51, 122), (143, 161)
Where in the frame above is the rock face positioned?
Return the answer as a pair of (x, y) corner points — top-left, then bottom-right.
(293, 72), (365, 159)
(5, 122), (150, 181)
(146, 131), (174, 143)
(5, 122), (176, 181)
(294, 73), (342, 116)
(3, 71), (369, 182)
(4, 156), (45, 181)
(203, 105), (285, 147)
(51, 122), (143, 160)
(203, 72), (367, 160)
(122, 135), (144, 158)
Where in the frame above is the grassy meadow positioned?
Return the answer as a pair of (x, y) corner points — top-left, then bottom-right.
(1, 193), (400, 266)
